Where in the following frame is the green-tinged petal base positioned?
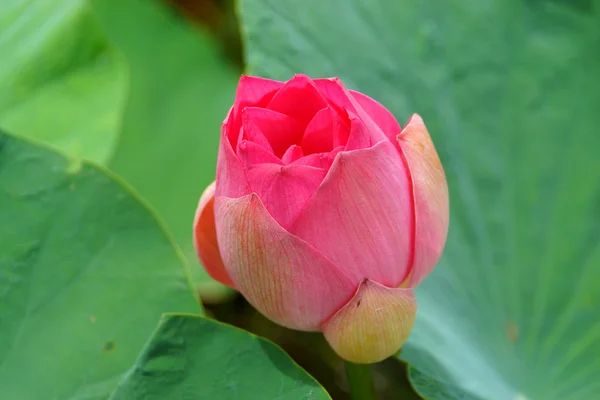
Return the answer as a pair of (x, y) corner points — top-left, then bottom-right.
(322, 280), (416, 364)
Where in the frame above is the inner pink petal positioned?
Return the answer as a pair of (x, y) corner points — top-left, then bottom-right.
(344, 110), (372, 151)
(228, 76), (283, 149)
(267, 74), (328, 125)
(235, 76), (284, 110)
(313, 78), (358, 114)
(350, 90), (402, 144)
(240, 124), (273, 152)
(237, 140), (282, 168)
(314, 78), (388, 144)
(242, 107), (303, 158)
(281, 145), (304, 164)
(245, 163), (327, 228)
(301, 107), (343, 154)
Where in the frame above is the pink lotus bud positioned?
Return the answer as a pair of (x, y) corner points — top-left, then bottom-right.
(194, 75), (449, 363)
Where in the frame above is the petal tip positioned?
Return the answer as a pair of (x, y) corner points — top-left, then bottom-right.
(407, 113), (424, 126)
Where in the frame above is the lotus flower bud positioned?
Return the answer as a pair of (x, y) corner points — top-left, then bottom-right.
(194, 74), (449, 363)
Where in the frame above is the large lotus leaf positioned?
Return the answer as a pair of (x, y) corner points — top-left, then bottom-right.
(239, 0), (600, 399)
(0, 133), (198, 400)
(92, 0), (239, 300)
(0, 0), (127, 164)
(110, 314), (331, 400)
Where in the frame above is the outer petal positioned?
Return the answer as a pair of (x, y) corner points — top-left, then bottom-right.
(215, 120), (251, 199)
(350, 90), (402, 144)
(246, 163), (327, 228)
(397, 114), (449, 287)
(322, 280), (416, 363)
(214, 194), (358, 330)
(267, 74), (328, 125)
(289, 140), (413, 287)
(193, 182), (235, 288)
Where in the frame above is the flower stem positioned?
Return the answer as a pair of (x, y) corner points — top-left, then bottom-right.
(344, 361), (377, 400)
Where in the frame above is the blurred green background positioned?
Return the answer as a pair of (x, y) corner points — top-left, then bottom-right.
(1, 0), (599, 399)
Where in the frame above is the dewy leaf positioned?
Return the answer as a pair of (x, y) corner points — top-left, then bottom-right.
(0, 133), (199, 400)
(92, 0), (239, 299)
(110, 314), (331, 400)
(240, 1), (600, 399)
(0, 0), (128, 164)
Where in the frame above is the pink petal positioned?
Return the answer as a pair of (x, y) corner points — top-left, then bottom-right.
(229, 76), (284, 148)
(234, 75), (283, 110)
(344, 109), (372, 151)
(237, 140), (282, 167)
(214, 194), (358, 330)
(193, 182), (235, 288)
(223, 107), (239, 151)
(289, 140), (413, 287)
(246, 163), (327, 228)
(350, 90), (402, 144)
(267, 74), (328, 125)
(215, 124), (251, 199)
(301, 107), (344, 154)
(281, 145), (304, 164)
(242, 107), (303, 158)
(292, 146), (344, 170)
(397, 114), (449, 287)
(313, 78), (357, 113)
(240, 123), (273, 152)
(314, 78), (388, 144)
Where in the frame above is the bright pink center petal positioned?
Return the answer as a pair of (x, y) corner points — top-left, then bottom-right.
(267, 75), (328, 126)
(281, 145), (305, 164)
(242, 107), (303, 158)
(301, 107), (339, 154)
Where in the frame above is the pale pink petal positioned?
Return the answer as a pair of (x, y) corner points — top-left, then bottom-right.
(215, 125), (251, 199)
(214, 194), (359, 330)
(193, 182), (235, 288)
(242, 107), (303, 157)
(314, 78), (388, 144)
(289, 140), (413, 287)
(237, 140), (282, 167)
(350, 90), (402, 143)
(397, 114), (449, 287)
(344, 110), (372, 151)
(246, 163), (327, 228)
(281, 145), (304, 164)
(322, 280), (416, 363)
(301, 106), (345, 154)
(267, 74), (328, 125)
